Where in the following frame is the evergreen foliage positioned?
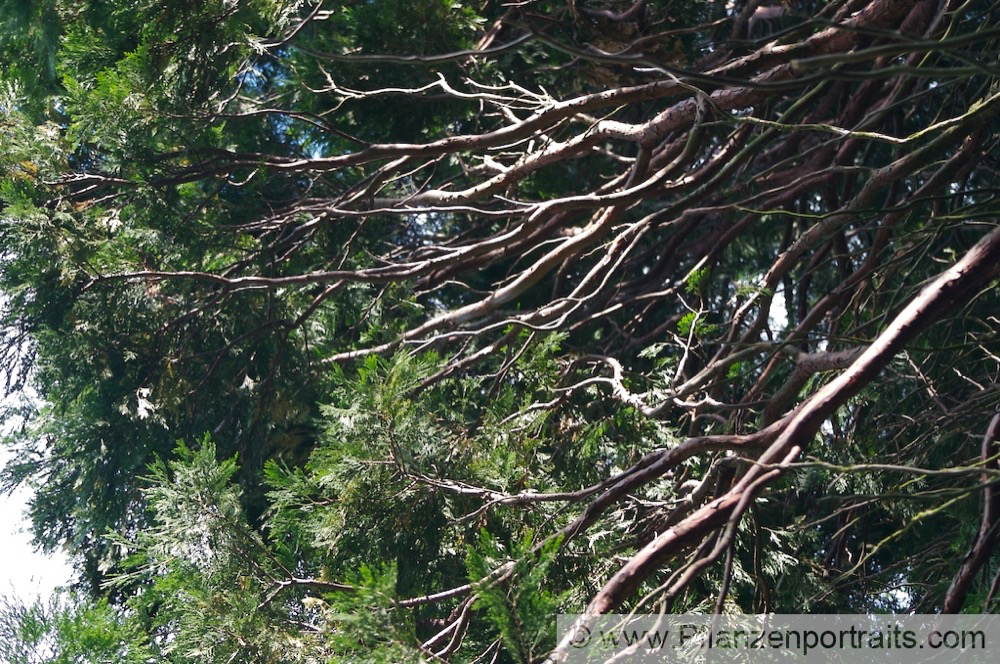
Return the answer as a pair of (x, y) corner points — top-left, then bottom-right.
(2, 0), (1000, 661)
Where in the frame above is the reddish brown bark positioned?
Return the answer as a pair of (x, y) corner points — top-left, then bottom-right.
(553, 223), (1000, 659)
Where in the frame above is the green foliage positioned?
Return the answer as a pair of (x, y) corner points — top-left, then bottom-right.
(467, 530), (568, 663)
(2, 0), (1000, 661)
(109, 437), (339, 662)
(321, 564), (424, 663)
(676, 311), (717, 339)
(0, 592), (151, 664)
(684, 266), (709, 296)
(94, 357), (579, 661)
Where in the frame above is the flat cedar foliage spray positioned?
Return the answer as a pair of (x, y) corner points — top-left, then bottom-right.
(1, 0), (1000, 661)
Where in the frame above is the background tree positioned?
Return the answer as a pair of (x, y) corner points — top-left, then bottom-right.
(3, 0), (1000, 661)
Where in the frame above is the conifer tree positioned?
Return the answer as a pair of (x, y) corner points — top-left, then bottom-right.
(2, 0), (1000, 661)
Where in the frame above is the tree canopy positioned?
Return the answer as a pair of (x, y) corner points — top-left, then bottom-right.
(2, 0), (1000, 661)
